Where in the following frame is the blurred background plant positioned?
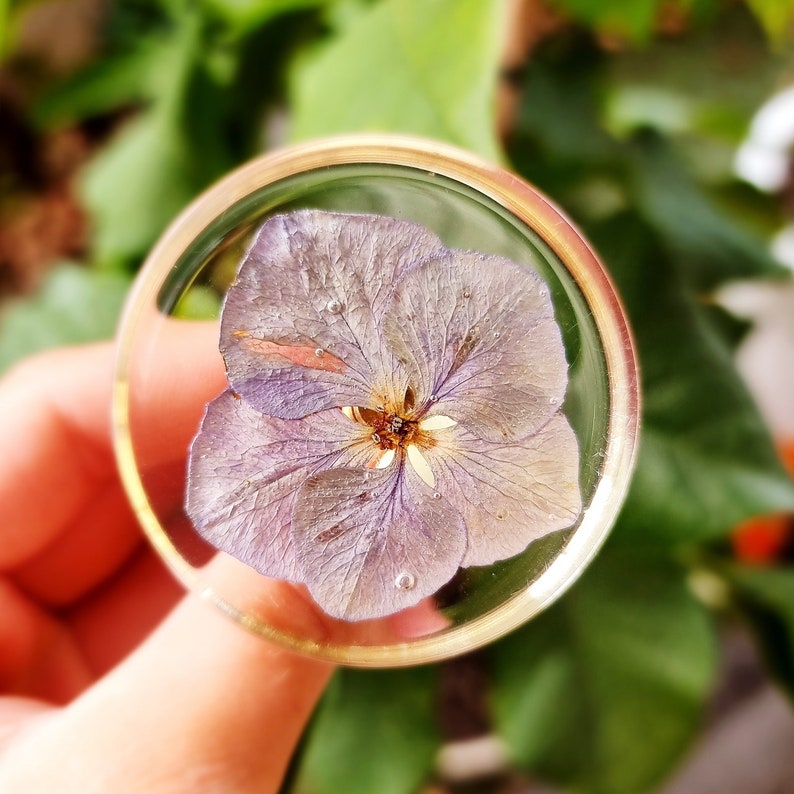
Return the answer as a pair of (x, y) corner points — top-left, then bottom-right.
(2, 0), (794, 791)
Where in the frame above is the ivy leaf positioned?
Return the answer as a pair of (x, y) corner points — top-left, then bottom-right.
(489, 547), (717, 794)
(290, 667), (440, 794)
(626, 133), (787, 289)
(0, 264), (131, 373)
(33, 42), (165, 128)
(289, 0), (504, 161)
(78, 9), (236, 268)
(510, 42), (616, 168)
(726, 564), (794, 697)
(80, 113), (201, 268)
(589, 214), (794, 545)
(71, 2), (324, 268)
(199, 0), (329, 37)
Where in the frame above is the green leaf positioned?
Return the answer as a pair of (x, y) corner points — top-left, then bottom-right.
(626, 133), (787, 289)
(80, 113), (200, 268)
(547, 0), (664, 44)
(289, 0), (504, 161)
(291, 667), (440, 794)
(0, 0), (13, 62)
(606, 84), (695, 137)
(511, 42), (616, 167)
(33, 42), (164, 128)
(199, 0), (329, 36)
(726, 564), (794, 697)
(745, 0), (794, 47)
(0, 264), (132, 373)
(78, 9), (236, 268)
(589, 215), (794, 545)
(489, 547), (717, 794)
(72, 1), (321, 268)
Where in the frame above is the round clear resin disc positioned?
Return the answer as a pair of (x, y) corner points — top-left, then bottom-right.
(113, 135), (639, 666)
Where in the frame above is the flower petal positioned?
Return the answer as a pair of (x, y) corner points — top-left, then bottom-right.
(292, 464), (467, 621)
(406, 443), (435, 487)
(383, 251), (569, 442)
(419, 415), (457, 431)
(423, 413), (582, 567)
(221, 210), (445, 418)
(186, 391), (374, 580)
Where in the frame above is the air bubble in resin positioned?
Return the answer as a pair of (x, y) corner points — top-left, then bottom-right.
(395, 572), (416, 590)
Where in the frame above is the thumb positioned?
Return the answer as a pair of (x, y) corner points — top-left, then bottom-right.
(1, 558), (334, 794)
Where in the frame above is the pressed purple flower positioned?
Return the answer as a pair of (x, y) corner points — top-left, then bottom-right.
(186, 210), (582, 621)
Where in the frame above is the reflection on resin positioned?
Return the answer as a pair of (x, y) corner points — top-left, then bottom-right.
(185, 210), (581, 621)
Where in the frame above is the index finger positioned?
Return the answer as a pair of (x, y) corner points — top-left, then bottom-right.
(0, 320), (225, 570)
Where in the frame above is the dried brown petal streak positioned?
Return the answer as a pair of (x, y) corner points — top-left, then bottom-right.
(231, 330), (348, 374)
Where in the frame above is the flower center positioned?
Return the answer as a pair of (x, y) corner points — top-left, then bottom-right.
(370, 412), (418, 450)
(342, 406), (426, 451)
(341, 401), (457, 488)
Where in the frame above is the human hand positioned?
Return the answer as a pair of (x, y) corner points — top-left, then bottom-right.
(0, 337), (334, 793)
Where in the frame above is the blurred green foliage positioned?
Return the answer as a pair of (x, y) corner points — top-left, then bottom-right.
(0, 263), (131, 368)
(2, 0), (794, 792)
(293, 666), (440, 794)
(727, 564), (794, 689)
(288, 0), (504, 159)
(491, 548), (716, 794)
